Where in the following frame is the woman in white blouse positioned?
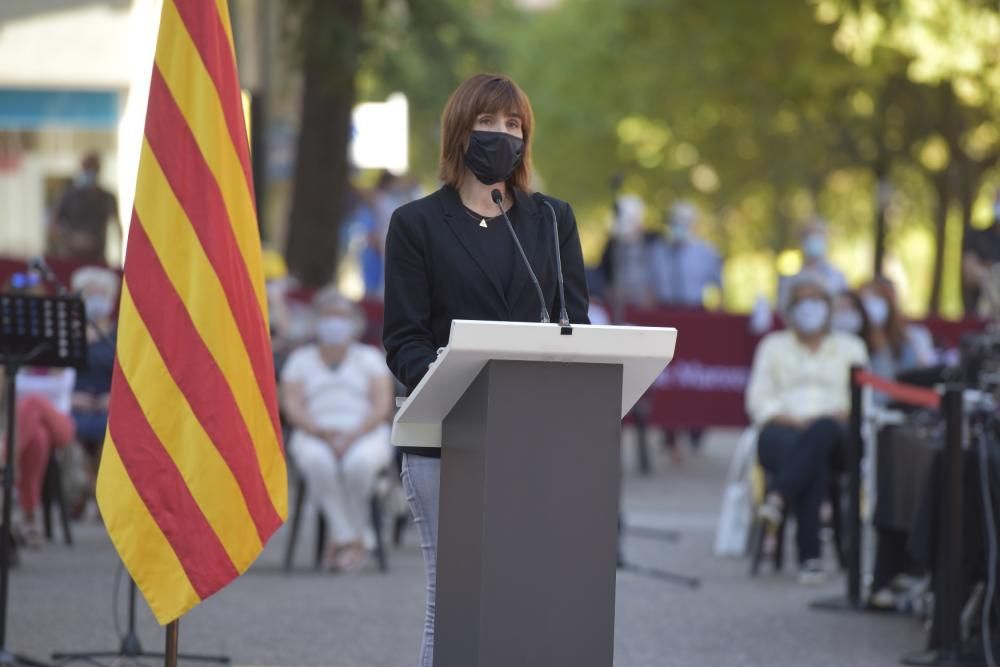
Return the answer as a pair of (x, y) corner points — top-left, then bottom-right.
(746, 271), (868, 583)
(280, 288), (394, 572)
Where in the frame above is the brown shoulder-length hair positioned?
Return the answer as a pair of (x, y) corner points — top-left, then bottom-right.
(439, 73), (534, 192)
(864, 276), (908, 358)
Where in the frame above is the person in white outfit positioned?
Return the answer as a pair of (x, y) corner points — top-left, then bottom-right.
(279, 287), (395, 572)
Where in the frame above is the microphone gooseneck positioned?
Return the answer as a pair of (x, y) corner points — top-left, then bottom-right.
(491, 189), (550, 324)
(29, 256), (68, 296)
(538, 197), (570, 328)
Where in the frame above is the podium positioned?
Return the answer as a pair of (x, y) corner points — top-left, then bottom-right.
(393, 320), (677, 667)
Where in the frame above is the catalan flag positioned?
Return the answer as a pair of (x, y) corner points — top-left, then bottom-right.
(96, 0), (286, 625)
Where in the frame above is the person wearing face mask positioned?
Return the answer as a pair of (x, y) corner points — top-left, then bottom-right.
(961, 191), (1000, 315)
(279, 288), (395, 572)
(599, 195), (652, 309)
(830, 290), (871, 339)
(382, 73), (590, 667)
(778, 219), (848, 310)
(857, 277), (934, 610)
(647, 201), (723, 308)
(644, 201), (723, 458)
(48, 153), (121, 263)
(69, 266), (120, 512)
(745, 272), (868, 584)
(857, 277), (933, 381)
(597, 194), (655, 309)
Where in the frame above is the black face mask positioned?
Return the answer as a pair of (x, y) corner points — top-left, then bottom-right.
(463, 130), (524, 185)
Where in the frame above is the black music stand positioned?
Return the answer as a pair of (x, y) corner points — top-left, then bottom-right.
(1, 294), (88, 667)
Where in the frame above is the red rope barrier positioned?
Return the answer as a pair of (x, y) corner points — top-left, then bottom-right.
(852, 369), (941, 410)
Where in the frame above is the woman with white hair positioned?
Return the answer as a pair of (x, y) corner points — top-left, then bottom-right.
(745, 271), (868, 583)
(279, 287), (394, 571)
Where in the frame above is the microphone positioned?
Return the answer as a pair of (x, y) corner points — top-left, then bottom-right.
(29, 256), (68, 296)
(534, 194), (571, 329)
(491, 189), (550, 324)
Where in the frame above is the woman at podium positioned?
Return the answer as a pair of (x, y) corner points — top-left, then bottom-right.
(382, 73), (590, 666)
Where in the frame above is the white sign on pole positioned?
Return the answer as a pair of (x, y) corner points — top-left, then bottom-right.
(350, 93), (408, 174)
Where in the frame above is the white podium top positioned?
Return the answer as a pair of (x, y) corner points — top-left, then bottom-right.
(392, 320), (677, 448)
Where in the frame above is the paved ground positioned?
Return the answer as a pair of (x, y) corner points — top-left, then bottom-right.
(8, 429), (926, 666)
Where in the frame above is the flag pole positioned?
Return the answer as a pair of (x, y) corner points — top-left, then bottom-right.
(165, 620), (179, 667)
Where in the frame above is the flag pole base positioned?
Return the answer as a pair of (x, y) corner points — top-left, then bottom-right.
(52, 572), (229, 666)
(53, 650), (228, 666)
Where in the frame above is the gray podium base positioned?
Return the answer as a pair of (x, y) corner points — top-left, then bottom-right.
(435, 360), (623, 667)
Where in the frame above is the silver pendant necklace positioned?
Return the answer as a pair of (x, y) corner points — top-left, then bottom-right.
(463, 205), (498, 229)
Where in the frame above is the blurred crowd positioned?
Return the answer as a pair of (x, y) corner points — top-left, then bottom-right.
(1, 258), (405, 573)
(594, 189), (1000, 326)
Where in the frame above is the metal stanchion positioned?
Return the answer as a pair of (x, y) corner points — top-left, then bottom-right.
(812, 365), (865, 611)
(902, 384), (977, 666)
(847, 366), (865, 608)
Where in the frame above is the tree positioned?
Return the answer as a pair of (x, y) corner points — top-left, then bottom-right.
(281, 0), (498, 287)
(500, 0), (1000, 313)
(824, 0), (1000, 313)
(283, 0), (363, 287)
(280, 0), (1000, 313)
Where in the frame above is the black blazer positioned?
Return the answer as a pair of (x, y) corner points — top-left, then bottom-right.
(383, 185), (591, 393)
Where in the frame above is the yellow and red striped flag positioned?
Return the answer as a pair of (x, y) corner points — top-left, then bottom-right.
(96, 0), (286, 625)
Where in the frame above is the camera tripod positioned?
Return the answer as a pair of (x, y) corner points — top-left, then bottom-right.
(52, 565), (229, 667)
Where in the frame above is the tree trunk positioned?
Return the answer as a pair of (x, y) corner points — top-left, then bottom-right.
(928, 170), (951, 317)
(871, 83), (894, 278)
(928, 84), (957, 316)
(873, 166), (888, 277)
(955, 152), (987, 315)
(284, 0), (363, 287)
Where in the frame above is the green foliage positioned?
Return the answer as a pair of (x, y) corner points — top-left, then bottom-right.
(357, 0), (508, 181)
(292, 0), (1000, 314)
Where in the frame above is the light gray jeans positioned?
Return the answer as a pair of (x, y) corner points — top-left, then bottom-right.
(401, 454), (440, 667)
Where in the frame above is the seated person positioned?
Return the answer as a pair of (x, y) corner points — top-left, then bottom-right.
(279, 287), (394, 572)
(70, 267), (118, 467)
(746, 271), (869, 583)
(1, 271), (77, 546)
(830, 289), (870, 339)
(858, 277), (933, 382)
(868, 420), (939, 610)
(870, 432), (1000, 635)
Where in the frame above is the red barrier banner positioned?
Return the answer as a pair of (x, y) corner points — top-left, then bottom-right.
(624, 309), (984, 428)
(622, 308), (762, 428)
(623, 309), (984, 428)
